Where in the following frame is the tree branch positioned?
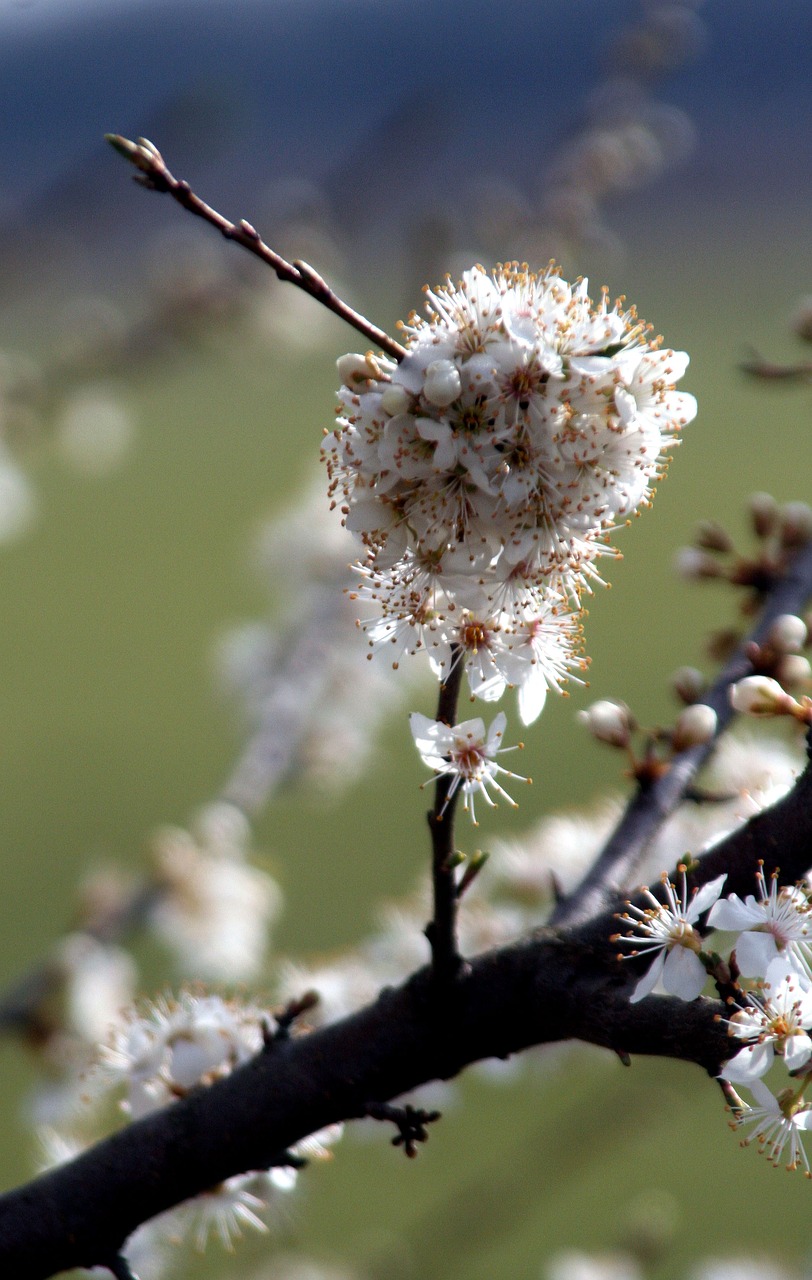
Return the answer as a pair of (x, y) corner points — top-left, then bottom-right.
(551, 534), (812, 928)
(4, 749), (812, 1275)
(105, 135), (408, 363)
(0, 932), (728, 1277)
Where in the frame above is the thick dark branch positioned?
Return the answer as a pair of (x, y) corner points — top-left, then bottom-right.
(105, 135), (407, 363)
(0, 925), (729, 1278)
(551, 535), (812, 928)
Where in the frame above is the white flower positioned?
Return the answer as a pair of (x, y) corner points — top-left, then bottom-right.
(721, 959), (812, 1082)
(614, 870), (727, 1003)
(706, 866), (812, 978)
(731, 1078), (812, 1175)
(325, 264), (694, 713)
(164, 1172), (272, 1251)
(98, 992), (269, 1119)
(409, 710), (528, 825)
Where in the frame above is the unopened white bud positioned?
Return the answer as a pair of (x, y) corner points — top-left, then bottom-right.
(380, 383), (411, 416)
(673, 546), (723, 581)
(779, 501), (812, 548)
(672, 703), (717, 751)
(578, 699), (633, 748)
(670, 665), (707, 704)
(769, 613), (808, 655)
(776, 653), (812, 690)
(748, 491), (778, 538)
(337, 352), (380, 387)
(422, 359), (462, 408)
(729, 675), (791, 717)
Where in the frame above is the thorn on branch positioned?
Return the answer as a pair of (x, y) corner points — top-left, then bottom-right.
(101, 1254), (140, 1280)
(263, 990), (319, 1047)
(365, 1102), (441, 1158)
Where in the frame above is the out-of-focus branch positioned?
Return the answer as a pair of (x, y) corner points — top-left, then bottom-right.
(740, 349), (812, 383)
(0, 882), (160, 1038)
(105, 135), (408, 363)
(551, 534), (812, 928)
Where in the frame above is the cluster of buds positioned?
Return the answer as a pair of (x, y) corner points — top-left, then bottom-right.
(325, 263), (696, 724)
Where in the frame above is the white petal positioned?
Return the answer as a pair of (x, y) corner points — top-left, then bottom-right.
(629, 951), (666, 1004)
(689, 874), (728, 919)
(721, 1041), (774, 1083)
(785, 1035), (812, 1072)
(662, 946), (707, 1000)
(735, 930), (781, 978)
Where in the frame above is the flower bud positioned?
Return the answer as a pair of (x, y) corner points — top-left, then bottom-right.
(673, 547), (723, 581)
(695, 520), (733, 554)
(380, 383), (411, 416)
(776, 653), (812, 690)
(336, 352), (380, 388)
(779, 502), (812, 549)
(768, 613), (808, 655)
(578, 699), (633, 748)
(748, 491), (778, 539)
(423, 359), (462, 408)
(670, 665), (707, 704)
(729, 675), (791, 717)
(672, 703), (717, 751)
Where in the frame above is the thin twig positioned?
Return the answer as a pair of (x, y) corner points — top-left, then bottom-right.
(550, 534), (812, 928)
(739, 348), (812, 383)
(105, 135), (407, 363)
(425, 647), (466, 983)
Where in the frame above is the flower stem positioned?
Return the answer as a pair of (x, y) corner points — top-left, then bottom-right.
(425, 647), (466, 983)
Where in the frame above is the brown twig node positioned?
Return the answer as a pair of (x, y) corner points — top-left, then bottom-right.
(104, 134), (407, 362)
(365, 1102), (442, 1158)
(263, 990), (320, 1047)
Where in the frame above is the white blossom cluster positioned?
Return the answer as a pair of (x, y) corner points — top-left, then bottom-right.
(616, 865), (812, 1176)
(41, 991), (343, 1271)
(324, 263), (696, 723)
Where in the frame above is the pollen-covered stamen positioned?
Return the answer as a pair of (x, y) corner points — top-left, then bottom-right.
(613, 869), (727, 1004)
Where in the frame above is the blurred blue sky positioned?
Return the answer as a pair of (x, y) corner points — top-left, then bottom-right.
(1, 0), (810, 291)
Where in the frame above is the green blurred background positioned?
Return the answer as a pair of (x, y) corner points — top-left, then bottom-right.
(0, 1), (811, 1277)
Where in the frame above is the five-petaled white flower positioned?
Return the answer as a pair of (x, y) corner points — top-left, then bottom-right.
(706, 865), (812, 978)
(409, 710), (528, 825)
(731, 1078), (812, 1176)
(721, 958), (812, 1083)
(614, 869), (727, 1003)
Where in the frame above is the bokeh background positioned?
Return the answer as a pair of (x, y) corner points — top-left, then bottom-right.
(0, 1), (811, 1277)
